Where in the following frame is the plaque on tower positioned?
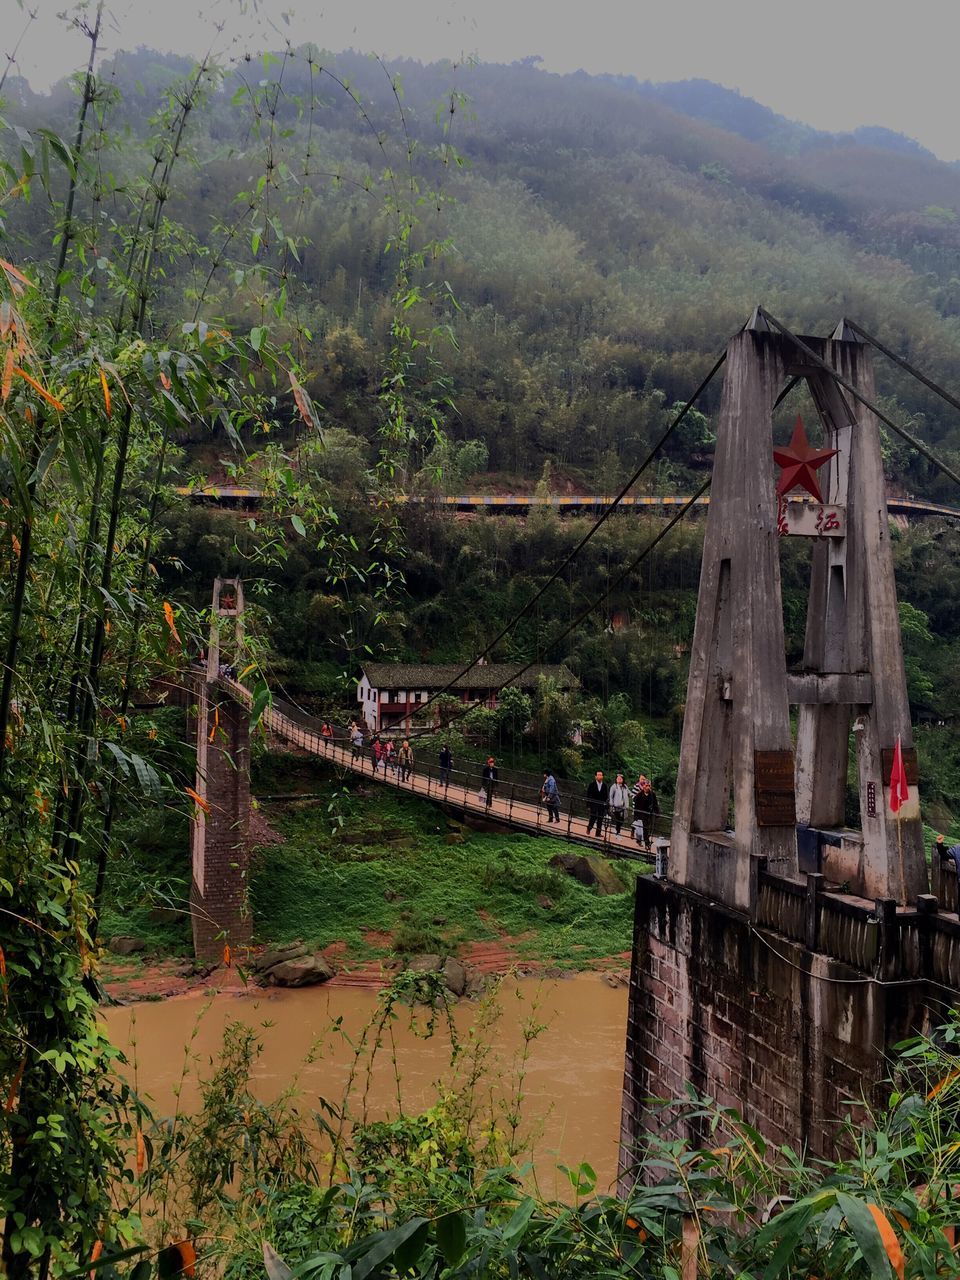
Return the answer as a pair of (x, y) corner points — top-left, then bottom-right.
(776, 500), (846, 538)
(754, 750), (797, 827)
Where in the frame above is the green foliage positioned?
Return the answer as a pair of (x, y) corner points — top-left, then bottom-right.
(117, 1008), (960, 1280)
(0, 21), (464, 1274)
(248, 771), (639, 968)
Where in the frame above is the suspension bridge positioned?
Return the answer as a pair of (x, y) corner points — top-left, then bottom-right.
(221, 675), (660, 858)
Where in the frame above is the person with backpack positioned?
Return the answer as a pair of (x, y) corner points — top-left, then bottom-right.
(608, 772), (630, 836)
(540, 769), (561, 824)
(398, 739), (414, 781)
(383, 739), (397, 775)
(633, 776), (660, 849)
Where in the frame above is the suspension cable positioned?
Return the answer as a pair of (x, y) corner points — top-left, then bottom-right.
(407, 347), (730, 728)
(844, 317), (960, 419)
(402, 481), (711, 745)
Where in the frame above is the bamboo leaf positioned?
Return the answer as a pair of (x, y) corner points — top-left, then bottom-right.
(262, 1241), (291, 1280)
(836, 1192), (896, 1279)
(185, 787), (210, 815)
(351, 1218), (428, 1280)
(62, 1244), (149, 1278)
(435, 1211), (467, 1266)
(867, 1203), (905, 1280)
(502, 1196), (536, 1249)
(28, 434), (60, 488)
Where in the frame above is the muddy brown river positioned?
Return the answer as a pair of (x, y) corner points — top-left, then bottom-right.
(107, 974), (628, 1192)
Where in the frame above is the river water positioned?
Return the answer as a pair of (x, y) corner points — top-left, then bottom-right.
(107, 974), (628, 1193)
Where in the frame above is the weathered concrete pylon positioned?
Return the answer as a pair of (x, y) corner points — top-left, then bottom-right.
(619, 318), (946, 1182)
(671, 319), (925, 906)
(189, 577), (251, 962)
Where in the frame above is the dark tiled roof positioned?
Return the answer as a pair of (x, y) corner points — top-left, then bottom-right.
(361, 662), (578, 692)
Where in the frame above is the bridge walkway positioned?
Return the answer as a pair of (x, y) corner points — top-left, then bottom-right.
(220, 678), (654, 863)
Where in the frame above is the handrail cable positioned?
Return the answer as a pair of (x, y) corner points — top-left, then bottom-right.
(405, 345), (731, 729)
(759, 308), (960, 491)
(399, 480), (711, 746)
(844, 317), (960, 419)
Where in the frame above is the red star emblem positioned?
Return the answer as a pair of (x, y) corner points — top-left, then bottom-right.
(773, 415), (837, 503)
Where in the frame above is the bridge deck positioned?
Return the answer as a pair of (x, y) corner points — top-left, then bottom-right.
(220, 678), (651, 862)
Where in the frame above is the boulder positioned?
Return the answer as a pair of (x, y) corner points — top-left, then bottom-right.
(442, 956), (467, 996)
(252, 941), (308, 974)
(404, 953), (443, 974)
(925, 800), (954, 833)
(535, 894), (556, 911)
(463, 966), (488, 998)
(601, 971), (629, 989)
(107, 935), (146, 956)
(549, 853), (625, 896)
(147, 906), (179, 924)
(267, 954), (334, 987)
(444, 831), (465, 845)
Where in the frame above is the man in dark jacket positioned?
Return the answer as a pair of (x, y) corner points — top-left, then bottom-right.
(438, 744), (453, 788)
(482, 757), (498, 809)
(585, 770), (608, 836)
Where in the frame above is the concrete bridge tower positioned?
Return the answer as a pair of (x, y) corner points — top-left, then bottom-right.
(619, 317), (955, 1181)
(189, 577), (251, 962)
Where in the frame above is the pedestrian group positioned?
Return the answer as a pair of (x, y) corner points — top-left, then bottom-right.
(336, 721), (661, 845)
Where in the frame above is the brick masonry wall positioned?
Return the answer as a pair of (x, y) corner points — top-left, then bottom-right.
(619, 876), (932, 1184)
(189, 680), (252, 962)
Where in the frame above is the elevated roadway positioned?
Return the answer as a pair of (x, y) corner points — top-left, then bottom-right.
(177, 487), (960, 521)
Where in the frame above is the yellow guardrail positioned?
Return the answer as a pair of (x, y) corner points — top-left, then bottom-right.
(175, 487), (960, 520)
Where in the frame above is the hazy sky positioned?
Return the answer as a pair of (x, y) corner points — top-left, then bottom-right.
(10, 0), (960, 161)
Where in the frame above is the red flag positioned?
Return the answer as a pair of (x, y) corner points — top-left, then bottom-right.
(889, 735), (909, 814)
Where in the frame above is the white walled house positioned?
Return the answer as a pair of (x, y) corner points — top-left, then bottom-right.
(357, 662), (577, 735)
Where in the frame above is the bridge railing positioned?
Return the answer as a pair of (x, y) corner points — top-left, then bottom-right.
(931, 851), (960, 914)
(218, 676), (665, 860)
(752, 862), (960, 983)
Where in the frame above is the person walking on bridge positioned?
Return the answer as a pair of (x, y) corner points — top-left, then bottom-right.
(541, 769), (561, 824)
(398, 739), (414, 781)
(633, 776), (660, 849)
(482, 757), (498, 809)
(608, 773), (629, 837)
(351, 725), (364, 761)
(371, 736), (383, 773)
(585, 770), (608, 837)
(438, 744), (453, 788)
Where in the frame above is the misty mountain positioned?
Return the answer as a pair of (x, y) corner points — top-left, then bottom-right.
(621, 76), (935, 162)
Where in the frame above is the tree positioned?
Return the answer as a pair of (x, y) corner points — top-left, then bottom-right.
(495, 685), (532, 746)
